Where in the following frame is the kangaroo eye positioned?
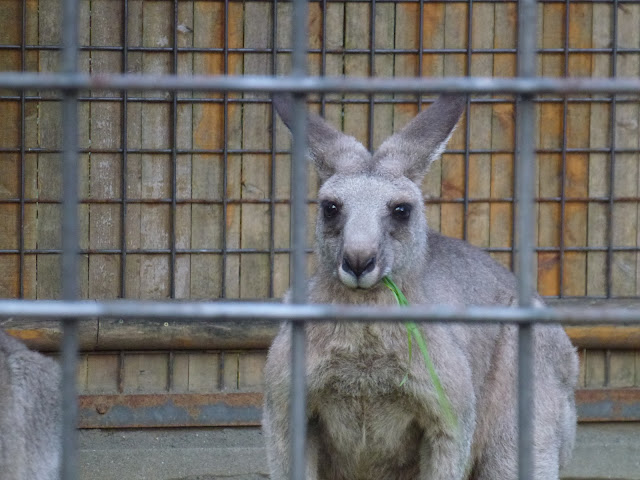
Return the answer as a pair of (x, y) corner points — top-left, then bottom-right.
(322, 201), (340, 220)
(392, 203), (412, 220)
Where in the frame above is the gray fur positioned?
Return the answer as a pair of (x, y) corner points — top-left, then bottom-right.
(0, 329), (61, 480)
(264, 95), (578, 480)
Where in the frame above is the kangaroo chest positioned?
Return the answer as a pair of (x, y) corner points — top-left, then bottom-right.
(307, 325), (424, 476)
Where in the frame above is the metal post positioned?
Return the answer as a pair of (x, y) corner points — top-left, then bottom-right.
(516, 0), (537, 479)
(61, 0), (80, 477)
(289, 0), (309, 478)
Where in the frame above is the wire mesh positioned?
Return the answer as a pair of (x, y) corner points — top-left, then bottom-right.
(1, 1), (640, 479)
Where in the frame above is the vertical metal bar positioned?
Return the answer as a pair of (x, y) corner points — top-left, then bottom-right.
(169, 0), (179, 299)
(516, 0), (537, 479)
(320, 0), (327, 116)
(559, 0), (570, 297)
(367, 0), (376, 152)
(269, 0), (279, 298)
(121, 0), (129, 298)
(61, 0), (80, 477)
(463, 0), (474, 242)
(417, 0), (424, 111)
(289, 0), (309, 477)
(221, 0), (230, 298)
(606, 0), (619, 298)
(19, 0), (26, 299)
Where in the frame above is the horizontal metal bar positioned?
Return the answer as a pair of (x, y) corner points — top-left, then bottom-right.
(2, 245), (640, 256)
(4, 43), (640, 55)
(1, 299), (640, 325)
(79, 393), (263, 429)
(2, 73), (640, 95)
(73, 389), (640, 429)
(576, 389), (640, 423)
(1, 95), (637, 105)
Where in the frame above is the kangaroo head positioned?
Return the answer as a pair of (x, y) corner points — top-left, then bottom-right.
(274, 95), (465, 290)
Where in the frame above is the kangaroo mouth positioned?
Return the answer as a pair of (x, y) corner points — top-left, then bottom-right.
(337, 266), (381, 290)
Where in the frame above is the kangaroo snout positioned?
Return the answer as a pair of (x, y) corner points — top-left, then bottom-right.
(339, 248), (379, 288)
(342, 253), (376, 278)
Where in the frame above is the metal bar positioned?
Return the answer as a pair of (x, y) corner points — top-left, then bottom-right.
(6, 43), (640, 56)
(61, 0), (80, 476)
(0, 299), (640, 325)
(516, 0), (537, 478)
(78, 392), (263, 429)
(559, 0), (570, 298)
(289, 0), (309, 478)
(269, 0), (279, 298)
(19, 0), (26, 299)
(6, 145), (640, 157)
(69, 388), (640, 430)
(367, 0), (376, 152)
(3, 73), (640, 94)
(5, 244), (640, 256)
(7, 94), (639, 105)
(221, 0), (230, 298)
(169, 0), (179, 299)
(120, 0), (129, 299)
(606, 0), (619, 298)
(463, 0), (474, 242)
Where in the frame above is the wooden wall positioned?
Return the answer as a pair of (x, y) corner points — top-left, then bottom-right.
(1, 0), (640, 428)
(0, 1), (639, 301)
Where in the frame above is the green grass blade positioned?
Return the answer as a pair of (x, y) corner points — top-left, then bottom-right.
(382, 276), (457, 429)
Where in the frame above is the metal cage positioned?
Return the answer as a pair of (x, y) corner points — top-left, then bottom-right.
(1, 0), (640, 479)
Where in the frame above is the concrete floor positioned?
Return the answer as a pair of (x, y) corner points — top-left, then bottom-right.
(78, 423), (640, 480)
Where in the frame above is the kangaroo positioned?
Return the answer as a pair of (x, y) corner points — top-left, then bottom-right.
(0, 329), (61, 480)
(263, 95), (578, 480)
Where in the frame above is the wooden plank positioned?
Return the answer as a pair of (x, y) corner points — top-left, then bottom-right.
(616, 4), (640, 296)
(124, 1), (173, 299)
(561, 3), (593, 297)
(489, 3), (516, 270)
(223, 352), (239, 391)
(7, 314), (640, 351)
(466, 3), (494, 249)
(441, 0), (467, 248)
(185, 352), (220, 393)
(0, 0), (21, 297)
(344, 2), (370, 146)
(240, 2), (272, 300)
(587, 3), (612, 297)
(609, 351), (637, 388)
(123, 353), (169, 393)
(536, 2), (565, 296)
(86, 354), (120, 394)
(584, 349), (607, 388)
(612, 2), (640, 297)
(372, 3), (394, 150)
(238, 352), (267, 392)
(1, 317), (99, 352)
(190, 1), (225, 300)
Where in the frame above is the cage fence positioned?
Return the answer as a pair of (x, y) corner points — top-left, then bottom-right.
(1, 0), (640, 479)
(1, 0), (640, 301)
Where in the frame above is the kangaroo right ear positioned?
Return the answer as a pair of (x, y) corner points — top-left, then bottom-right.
(372, 95), (466, 184)
(273, 94), (370, 182)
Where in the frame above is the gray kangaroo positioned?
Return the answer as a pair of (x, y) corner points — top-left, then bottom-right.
(0, 329), (61, 480)
(263, 95), (578, 480)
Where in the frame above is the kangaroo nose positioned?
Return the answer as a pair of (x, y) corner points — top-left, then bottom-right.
(342, 254), (376, 278)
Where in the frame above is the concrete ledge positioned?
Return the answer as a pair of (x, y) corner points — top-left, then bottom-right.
(79, 423), (640, 480)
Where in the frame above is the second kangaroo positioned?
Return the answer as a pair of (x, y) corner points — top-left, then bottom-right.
(263, 95), (578, 480)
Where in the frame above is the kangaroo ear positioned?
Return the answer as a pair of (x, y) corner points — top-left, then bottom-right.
(273, 94), (370, 182)
(372, 95), (466, 184)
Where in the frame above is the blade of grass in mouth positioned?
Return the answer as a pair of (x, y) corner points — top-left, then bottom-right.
(382, 276), (457, 429)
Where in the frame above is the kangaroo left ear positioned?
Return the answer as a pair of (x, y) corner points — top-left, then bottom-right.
(372, 95), (466, 184)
